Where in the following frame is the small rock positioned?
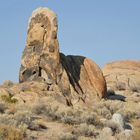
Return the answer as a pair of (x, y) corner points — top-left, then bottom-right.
(102, 127), (113, 136)
(112, 113), (124, 131)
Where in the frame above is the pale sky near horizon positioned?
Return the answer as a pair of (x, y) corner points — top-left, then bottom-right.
(0, 0), (140, 83)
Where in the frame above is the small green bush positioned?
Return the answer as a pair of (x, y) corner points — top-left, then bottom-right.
(1, 95), (18, 104)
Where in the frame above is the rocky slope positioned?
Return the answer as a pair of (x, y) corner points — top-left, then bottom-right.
(0, 80), (140, 140)
(0, 7), (139, 140)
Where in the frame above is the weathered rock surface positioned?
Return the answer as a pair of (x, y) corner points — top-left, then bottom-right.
(60, 54), (107, 100)
(103, 60), (140, 92)
(19, 7), (106, 106)
(19, 7), (62, 84)
(112, 113), (124, 131)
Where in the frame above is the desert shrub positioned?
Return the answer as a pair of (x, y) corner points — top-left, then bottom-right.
(30, 100), (61, 121)
(116, 130), (133, 140)
(106, 101), (123, 115)
(61, 115), (80, 125)
(34, 120), (48, 129)
(120, 110), (139, 121)
(98, 107), (112, 120)
(14, 111), (40, 130)
(58, 108), (80, 124)
(81, 112), (103, 128)
(31, 100), (81, 124)
(107, 101), (122, 111)
(46, 105), (61, 120)
(0, 110), (40, 131)
(105, 120), (122, 134)
(60, 132), (77, 140)
(6, 105), (17, 114)
(72, 123), (97, 137)
(82, 112), (97, 125)
(92, 102), (112, 120)
(0, 114), (15, 126)
(14, 111), (33, 126)
(0, 124), (25, 140)
(0, 103), (7, 113)
(31, 100), (103, 127)
(14, 111), (47, 132)
(1, 95), (18, 104)
(59, 108), (102, 126)
(98, 127), (113, 140)
(29, 99), (104, 129)
(31, 101), (48, 115)
(116, 82), (126, 90)
(2, 80), (14, 88)
(93, 100), (124, 119)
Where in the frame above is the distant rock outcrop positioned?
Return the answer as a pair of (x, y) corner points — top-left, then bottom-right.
(19, 7), (106, 105)
(103, 60), (140, 92)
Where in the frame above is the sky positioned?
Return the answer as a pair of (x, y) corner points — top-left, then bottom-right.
(0, 0), (140, 83)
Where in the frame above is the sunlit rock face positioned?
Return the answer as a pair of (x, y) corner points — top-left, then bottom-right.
(19, 7), (62, 85)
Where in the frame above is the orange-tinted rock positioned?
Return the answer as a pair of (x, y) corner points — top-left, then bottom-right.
(60, 54), (107, 102)
(103, 60), (140, 92)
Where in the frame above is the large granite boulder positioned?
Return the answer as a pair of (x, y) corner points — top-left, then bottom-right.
(60, 54), (107, 101)
(19, 7), (106, 105)
(103, 60), (140, 92)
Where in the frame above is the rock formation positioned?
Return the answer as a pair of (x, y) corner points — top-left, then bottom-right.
(19, 7), (61, 85)
(103, 60), (140, 92)
(60, 54), (107, 100)
(0, 7), (139, 140)
(19, 7), (106, 105)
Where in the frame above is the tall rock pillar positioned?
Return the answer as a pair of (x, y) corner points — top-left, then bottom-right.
(19, 7), (62, 85)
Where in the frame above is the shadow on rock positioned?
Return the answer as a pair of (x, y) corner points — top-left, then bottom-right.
(106, 90), (126, 102)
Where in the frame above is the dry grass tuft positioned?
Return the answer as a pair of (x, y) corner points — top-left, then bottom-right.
(60, 132), (77, 140)
(0, 124), (25, 140)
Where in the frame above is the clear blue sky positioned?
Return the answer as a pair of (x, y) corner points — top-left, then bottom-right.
(0, 0), (140, 83)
